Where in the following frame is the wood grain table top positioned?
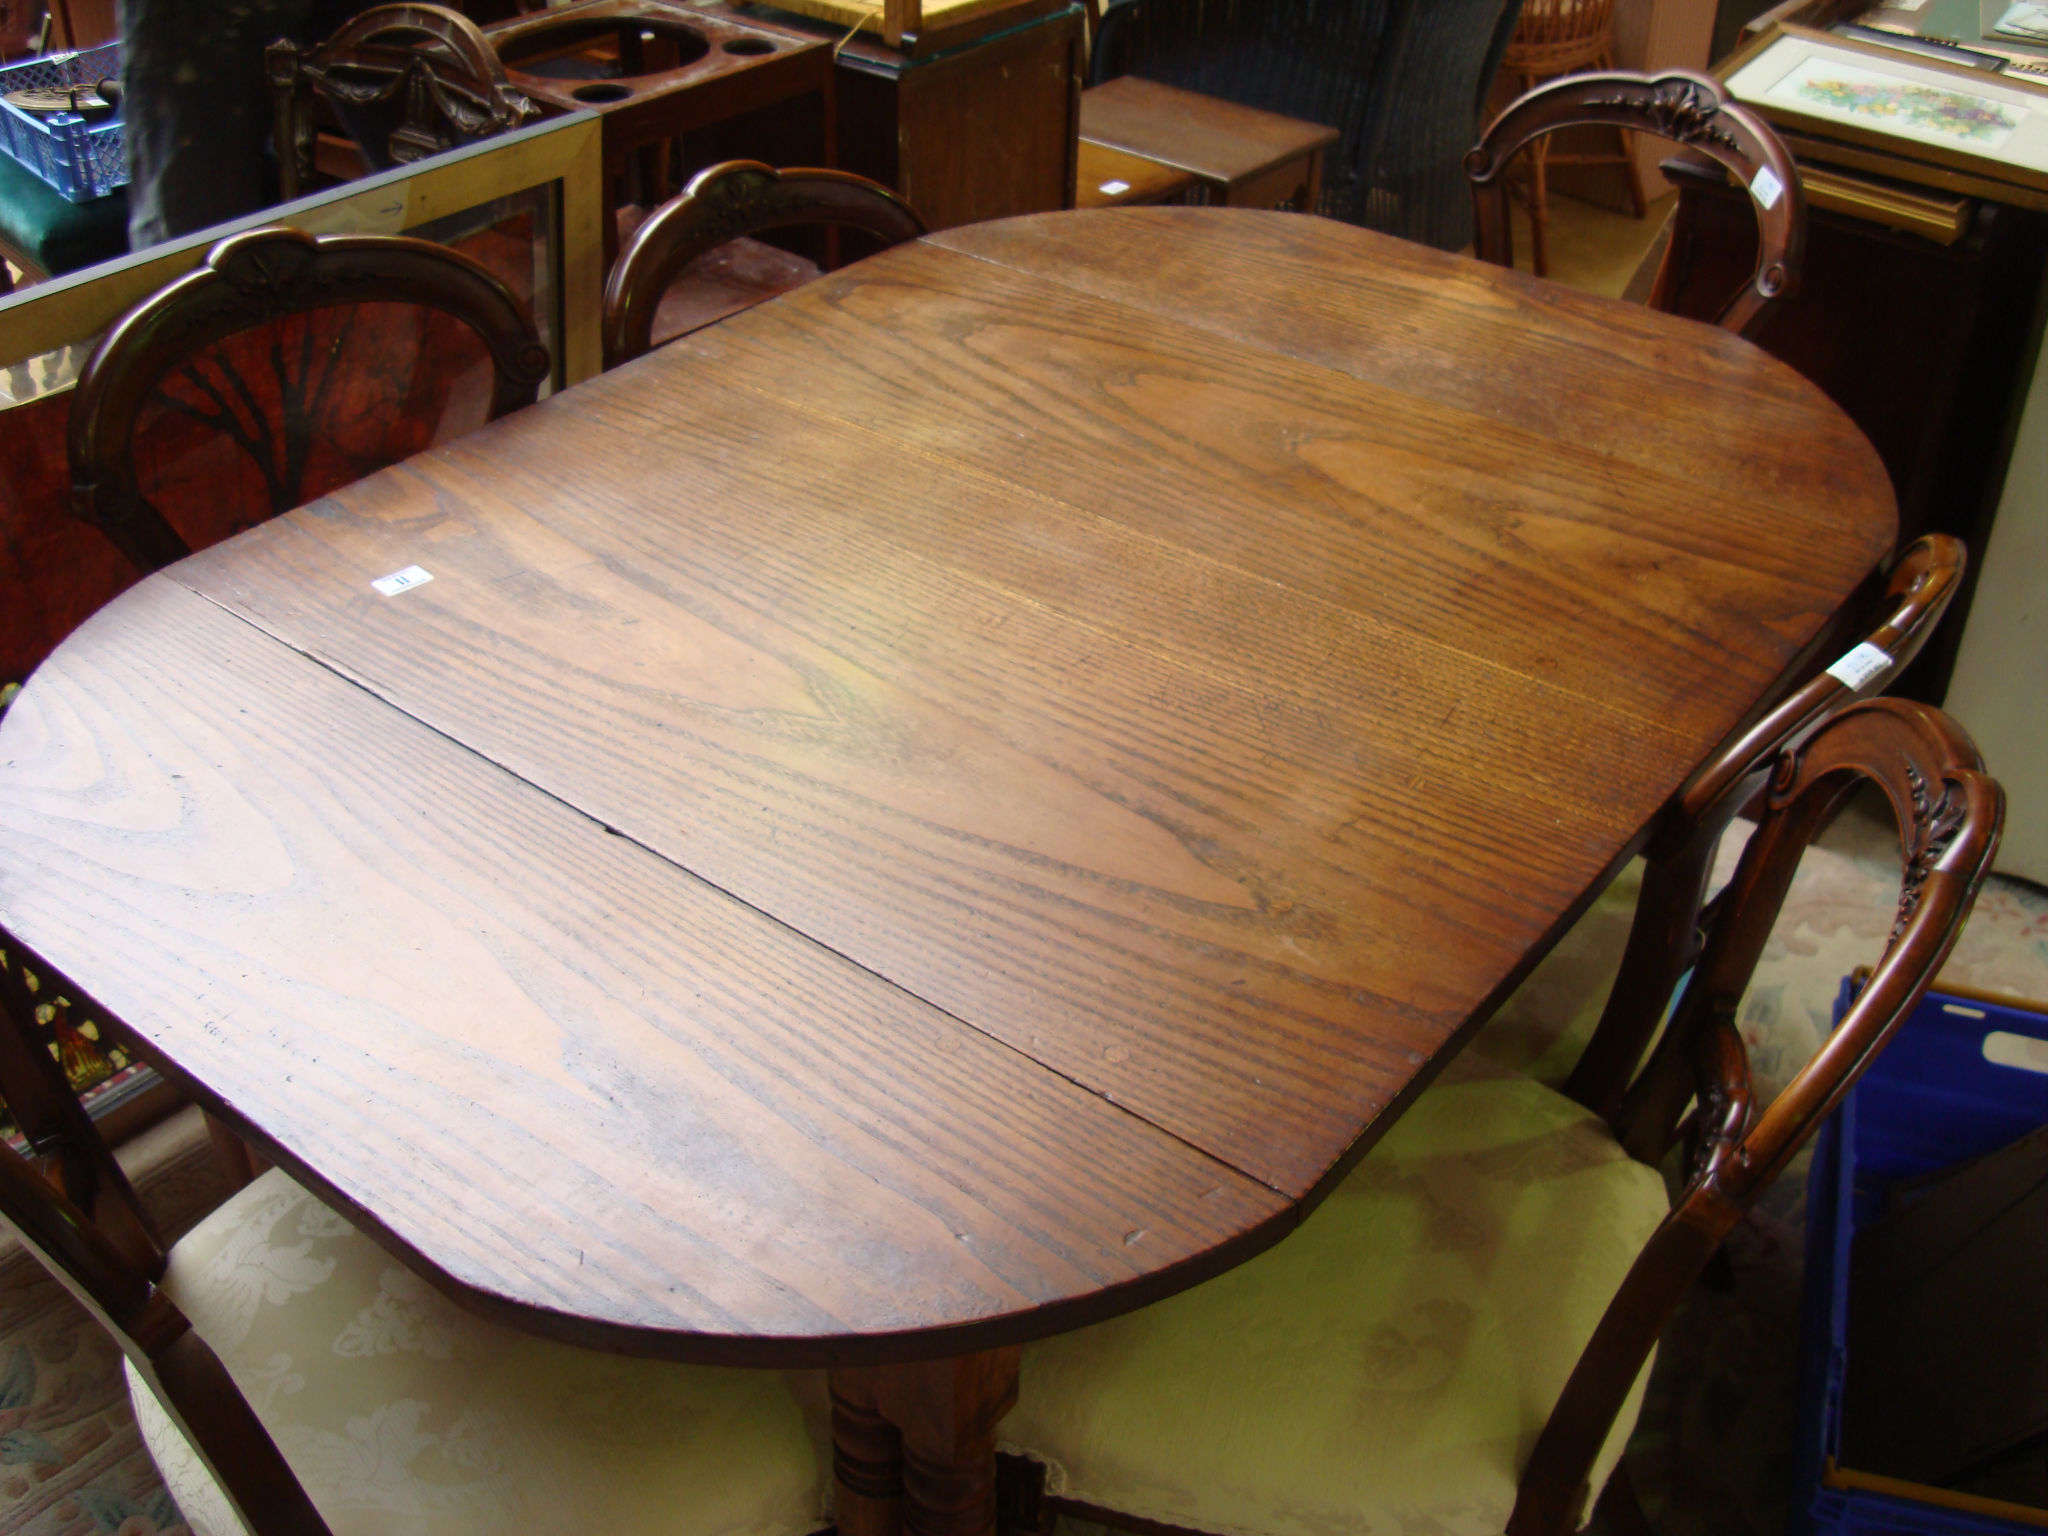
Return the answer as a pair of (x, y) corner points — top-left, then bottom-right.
(0, 209), (1895, 1365)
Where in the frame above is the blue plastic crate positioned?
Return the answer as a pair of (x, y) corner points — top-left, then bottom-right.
(1793, 980), (2048, 1534)
(0, 43), (126, 201)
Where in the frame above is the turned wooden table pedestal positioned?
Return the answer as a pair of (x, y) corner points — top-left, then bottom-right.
(0, 209), (1895, 1536)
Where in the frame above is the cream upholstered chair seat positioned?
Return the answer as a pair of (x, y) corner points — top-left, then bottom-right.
(1001, 1056), (1670, 1536)
(125, 1169), (830, 1536)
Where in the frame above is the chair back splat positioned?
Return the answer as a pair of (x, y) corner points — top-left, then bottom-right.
(602, 160), (926, 368)
(0, 948), (335, 1535)
(69, 223), (551, 575)
(1466, 68), (1802, 333)
(1508, 697), (2000, 1534)
(267, 2), (538, 203)
(1562, 533), (1967, 1122)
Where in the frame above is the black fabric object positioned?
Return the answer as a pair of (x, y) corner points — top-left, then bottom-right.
(116, 0), (371, 248)
(1092, 0), (1525, 250)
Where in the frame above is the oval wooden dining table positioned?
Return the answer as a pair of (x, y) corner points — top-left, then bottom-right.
(0, 208), (1894, 1536)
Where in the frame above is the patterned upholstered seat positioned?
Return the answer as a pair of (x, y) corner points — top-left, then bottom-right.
(125, 1170), (830, 1536)
(1002, 1055), (1669, 1536)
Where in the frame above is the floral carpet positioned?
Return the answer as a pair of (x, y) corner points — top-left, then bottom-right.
(3, 801), (2044, 1536)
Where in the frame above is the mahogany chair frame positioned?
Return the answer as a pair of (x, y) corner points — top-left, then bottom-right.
(1507, 697), (1999, 1531)
(1561, 533), (1966, 1122)
(1467, 69), (1803, 334)
(0, 944), (335, 1535)
(267, 2), (539, 203)
(601, 160), (927, 367)
(69, 223), (551, 576)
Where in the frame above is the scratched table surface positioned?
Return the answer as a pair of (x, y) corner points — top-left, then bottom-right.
(0, 208), (1895, 1365)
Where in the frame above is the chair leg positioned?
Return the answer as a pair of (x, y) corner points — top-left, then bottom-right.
(1528, 140), (1552, 279)
(203, 1112), (264, 1191)
(1595, 1462), (1653, 1536)
(1619, 136), (1649, 220)
(1511, 71), (1554, 279)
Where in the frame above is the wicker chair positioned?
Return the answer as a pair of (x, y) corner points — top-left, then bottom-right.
(1468, 69), (1803, 335)
(1498, 0), (1649, 276)
(1091, 0), (1526, 250)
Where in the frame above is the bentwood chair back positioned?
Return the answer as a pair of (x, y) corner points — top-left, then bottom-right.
(68, 223), (550, 576)
(602, 160), (926, 367)
(1553, 533), (1966, 1119)
(1467, 68), (1802, 333)
(1000, 696), (1999, 1536)
(266, 2), (538, 203)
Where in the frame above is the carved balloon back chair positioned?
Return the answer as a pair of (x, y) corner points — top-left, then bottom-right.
(602, 160), (926, 367)
(68, 223), (551, 575)
(267, 1), (539, 202)
(1467, 69), (1802, 334)
(1000, 696), (2000, 1536)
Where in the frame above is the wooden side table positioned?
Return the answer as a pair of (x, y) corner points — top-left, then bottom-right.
(1075, 138), (1193, 207)
(814, 0), (1085, 232)
(1079, 76), (1338, 210)
(486, 0), (834, 263)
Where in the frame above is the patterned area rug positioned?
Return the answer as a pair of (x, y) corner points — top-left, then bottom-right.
(0, 1109), (230, 1536)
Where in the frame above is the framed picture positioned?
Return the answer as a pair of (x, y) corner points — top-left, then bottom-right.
(1723, 23), (2048, 201)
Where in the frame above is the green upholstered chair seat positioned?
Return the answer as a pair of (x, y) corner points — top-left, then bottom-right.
(1467, 860), (1645, 1088)
(1001, 1057), (1670, 1536)
(126, 1169), (830, 1536)
(0, 149), (127, 278)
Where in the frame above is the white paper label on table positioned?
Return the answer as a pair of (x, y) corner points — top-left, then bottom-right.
(1825, 641), (1893, 689)
(371, 565), (434, 597)
(1098, 179), (1131, 195)
(1750, 166), (1785, 210)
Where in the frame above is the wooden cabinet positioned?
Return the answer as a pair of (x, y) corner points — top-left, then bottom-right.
(759, 0), (1083, 231)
